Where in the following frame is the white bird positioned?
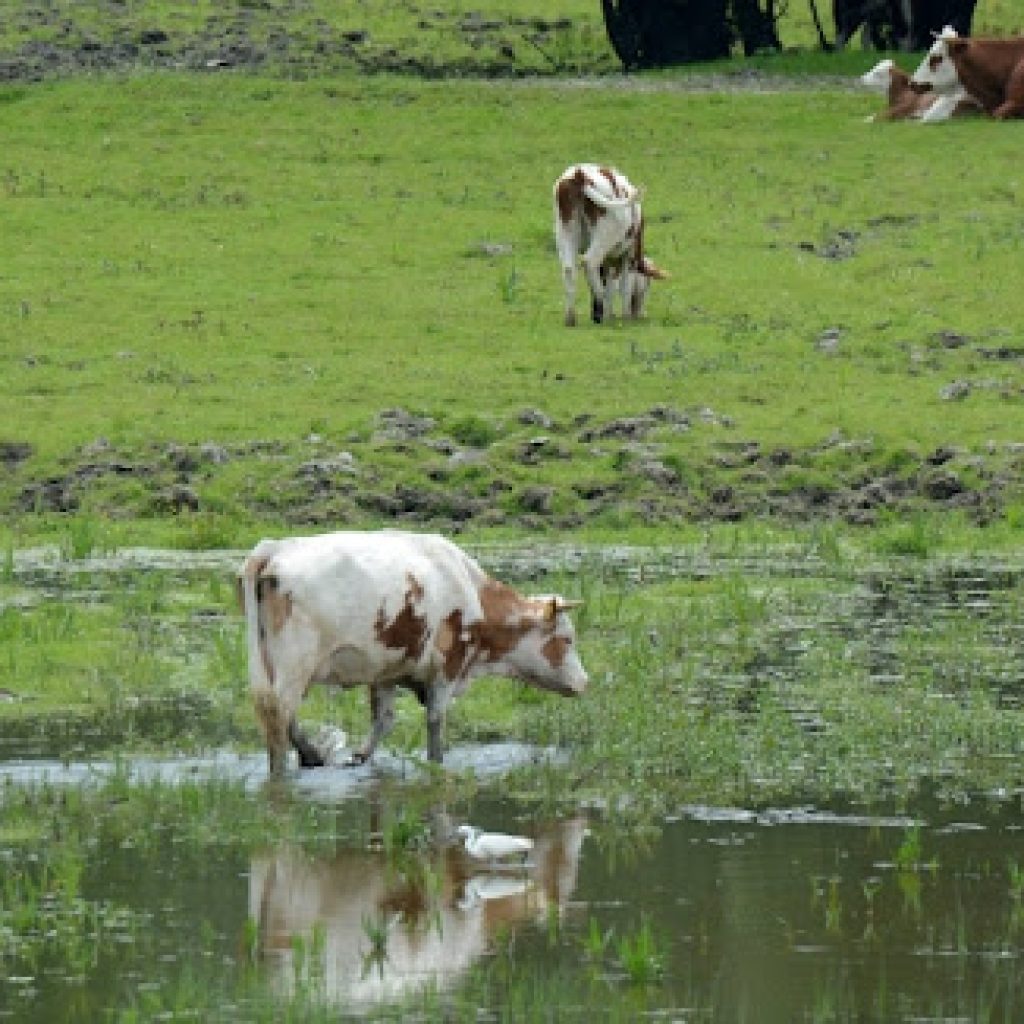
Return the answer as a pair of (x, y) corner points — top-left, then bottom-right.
(456, 824), (534, 864)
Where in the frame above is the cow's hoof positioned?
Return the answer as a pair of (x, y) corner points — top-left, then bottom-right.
(564, 310), (577, 327)
(590, 300), (604, 324)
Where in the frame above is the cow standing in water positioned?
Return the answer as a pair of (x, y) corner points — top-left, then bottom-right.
(238, 530), (588, 774)
(553, 163), (667, 327)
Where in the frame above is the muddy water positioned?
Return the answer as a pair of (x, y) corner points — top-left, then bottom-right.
(0, 766), (1021, 1022)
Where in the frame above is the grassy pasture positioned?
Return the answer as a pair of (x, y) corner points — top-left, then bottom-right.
(1, 69), (1023, 549)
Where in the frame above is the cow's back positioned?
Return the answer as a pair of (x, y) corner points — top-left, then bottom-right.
(261, 530), (486, 660)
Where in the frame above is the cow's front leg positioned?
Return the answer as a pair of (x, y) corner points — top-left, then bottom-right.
(347, 684), (396, 766)
(619, 265), (634, 320)
(561, 262), (578, 327)
(425, 686), (450, 764)
(288, 718), (326, 768)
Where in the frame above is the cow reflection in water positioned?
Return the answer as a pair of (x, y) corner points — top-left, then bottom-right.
(248, 816), (587, 1005)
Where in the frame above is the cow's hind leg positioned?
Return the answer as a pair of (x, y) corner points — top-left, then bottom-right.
(347, 684), (397, 766)
(994, 62), (1024, 119)
(583, 253), (606, 323)
(253, 685), (290, 775)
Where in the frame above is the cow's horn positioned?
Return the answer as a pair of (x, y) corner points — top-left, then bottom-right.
(555, 598), (584, 611)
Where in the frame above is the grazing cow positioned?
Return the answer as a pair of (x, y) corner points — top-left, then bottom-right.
(238, 530), (588, 774)
(860, 57), (980, 120)
(912, 25), (1024, 118)
(553, 163), (667, 327)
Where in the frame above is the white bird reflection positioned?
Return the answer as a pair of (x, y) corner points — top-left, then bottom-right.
(247, 814), (587, 1007)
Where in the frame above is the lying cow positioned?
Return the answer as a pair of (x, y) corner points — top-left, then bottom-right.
(238, 530), (588, 774)
(859, 57), (979, 121)
(553, 163), (666, 327)
(912, 25), (1024, 119)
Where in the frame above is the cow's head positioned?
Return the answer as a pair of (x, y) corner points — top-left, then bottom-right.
(514, 596), (589, 697)
(629, 257), (668, 319)
(911, 26), (963, 94)
(859, 58), (896, 93)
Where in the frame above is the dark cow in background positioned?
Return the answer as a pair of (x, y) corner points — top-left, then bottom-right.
(832, 0), (976, 50)
(238, 530), (588, 774)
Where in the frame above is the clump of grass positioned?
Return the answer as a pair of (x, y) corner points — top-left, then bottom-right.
(615, 914), (666, 985)
(361, 914), (390, 979)
(449, 415), (500, 449)
(581, 914), (614, 961)
(872, 512), (940, 557)
(382, 809), (431, 856)
(61, 516), (105, 561)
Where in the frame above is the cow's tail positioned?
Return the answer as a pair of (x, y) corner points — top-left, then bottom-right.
(239, 544), (288, 772)
(582, 180), (641, 210)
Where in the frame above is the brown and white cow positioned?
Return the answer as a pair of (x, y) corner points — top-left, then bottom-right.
(238, 530), (588, 774)
(553, 163), (667, 327)
(859, 57), (980, 121)
(912, 26), (1024, 119)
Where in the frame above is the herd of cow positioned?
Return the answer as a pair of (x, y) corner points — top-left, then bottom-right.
(861, 25), (1024, 121)
(237, 25), (1024, 778)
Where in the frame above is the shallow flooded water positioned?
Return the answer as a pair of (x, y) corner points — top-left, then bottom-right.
(0, 760), (1021, 1022)
(1, 543), (1022, 1019)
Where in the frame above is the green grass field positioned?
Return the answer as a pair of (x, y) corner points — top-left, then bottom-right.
(1, 62), (1023, 549)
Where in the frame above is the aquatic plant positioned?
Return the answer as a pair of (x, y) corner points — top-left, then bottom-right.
(581, 914), (614, 961)
(615, 915), (666, 986)
(382, 809), (432, 856)
(361, 913), (391, 979)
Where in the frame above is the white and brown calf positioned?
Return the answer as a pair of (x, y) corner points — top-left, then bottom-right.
(859, 57), (980, 121)
(238, 529), (588, 774)
(553, 163), (666, 327)
(912, 26), (1024, 120)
